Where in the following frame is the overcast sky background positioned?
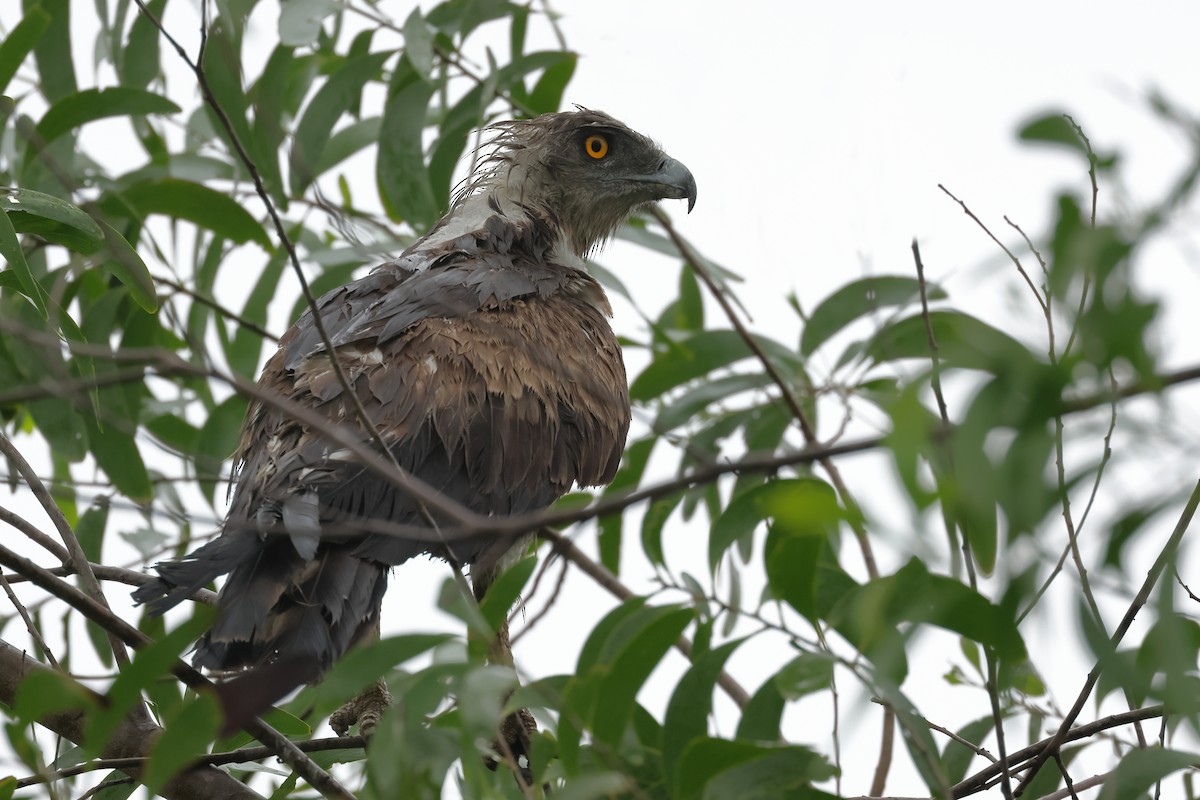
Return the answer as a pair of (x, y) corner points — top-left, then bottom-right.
(4, 1), (1200, 797)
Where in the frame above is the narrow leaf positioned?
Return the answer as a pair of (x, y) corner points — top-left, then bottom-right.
(102, 178), (271, 247)
(0, 207), (48, 317)
(289, 51), (390, 194)
(98, 220), (157, 312)
(0, 187), (103, 252)
(34, 87), (180, 149)
(0, 6), (51, 96)
(377, 65), (438, 228)
(802, 275), (947, 356)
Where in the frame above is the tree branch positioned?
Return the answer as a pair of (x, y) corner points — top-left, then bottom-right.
(0, 638), (263, 800)
(0, 542), (355, 799)
(1013, 480), (1200, 795)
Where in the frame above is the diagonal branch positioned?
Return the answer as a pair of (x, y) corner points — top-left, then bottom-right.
(1013, 480), (1200, 795)
(0, 542), (355, 799)
(0, 432), (136, 676)
(0, 638), (263, 800)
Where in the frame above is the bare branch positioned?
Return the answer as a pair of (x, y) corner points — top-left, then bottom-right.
(1014, 483), (1200, 794)
(0, 432), (134, 674)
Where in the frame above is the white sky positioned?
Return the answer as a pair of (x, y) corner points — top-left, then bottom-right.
(4, 0), (1200, 797)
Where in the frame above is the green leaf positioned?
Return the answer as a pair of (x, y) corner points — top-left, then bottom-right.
(75, 499), (109, 563)
(14, 669), (95, 725)
(143, 693), (222, 794)
(940, 716), (994, 784)
(641, 491), (682, 567)
(597, 436), (655, 572)
(197, 22), (252, 163)
(774, 653), (835, 700)
(0, 5), (51, 96)
(402, 8), (435, 80)
(1098, 748), (1198, 800)
(195, 394), (249, 503)
(28, 0), (76, 102)
(856, 310), (1031, 373)
(102, 178), (271, 247)
(377, 64), (438, 228)
(527, 51), (576, 114)
(631, 330), (800, 403)
(314, 116), (382, 177)
(713, 478), (840, 573)
(289, 51), (390, 194)
(655, 373), (774, 434)
(664, 640), (744, 797)
(476, 555), (537, 637)
(278, 0), (339, 46)
(118, 0), (166, 89)
(33, 87), (180, 150)
(831, 559), (1027, 668)
(591, 606), (693, 747)
(86, 611), (213, 753)
(1018, 112), (1088, 156)
(676, 738), (836, 800)
(736, 675), (785, 743)
(226, 249), (286, 377)
(85, 409), (153, 502)
(802, 275), (947, 356)
(98, 220), (158, 312)
(308, 633), (452, 720)
(0, 207), (48, 317)
(0, 187), (104, 253)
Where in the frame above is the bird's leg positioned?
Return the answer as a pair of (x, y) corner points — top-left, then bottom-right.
(329, 617), (392, 737)
(487, 614), (538, 780)
(472, 568), (538, 785)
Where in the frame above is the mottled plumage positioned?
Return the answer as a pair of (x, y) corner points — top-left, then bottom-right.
(134, 109), (695, 707)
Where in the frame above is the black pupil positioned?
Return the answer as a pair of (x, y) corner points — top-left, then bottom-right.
(590, 138), (602, 153)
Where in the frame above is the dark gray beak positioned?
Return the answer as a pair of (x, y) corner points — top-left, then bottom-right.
(633, 156), (697, 213)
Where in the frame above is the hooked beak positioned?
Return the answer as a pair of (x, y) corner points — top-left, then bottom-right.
(631, 156), (697, 213)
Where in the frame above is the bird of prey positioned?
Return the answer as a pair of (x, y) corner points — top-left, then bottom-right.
(134, 109), (696, 744)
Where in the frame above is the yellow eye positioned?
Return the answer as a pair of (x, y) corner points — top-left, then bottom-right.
(584, 134), (609, 159)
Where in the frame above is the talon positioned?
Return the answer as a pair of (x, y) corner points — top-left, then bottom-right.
(330, 679), (391, 738)
(486, 708), (538, 785)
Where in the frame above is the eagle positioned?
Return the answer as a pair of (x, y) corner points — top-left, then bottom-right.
(134, 109), (696, 748)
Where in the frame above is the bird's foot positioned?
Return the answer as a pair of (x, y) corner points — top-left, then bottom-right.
(487, 707), (538, 786)
(330, 679), (392, 738)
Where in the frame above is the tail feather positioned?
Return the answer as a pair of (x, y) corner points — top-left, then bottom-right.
(134, 527), (390, 734)
(132, 533), (263, 614)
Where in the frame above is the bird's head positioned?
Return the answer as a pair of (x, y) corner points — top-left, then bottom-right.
(465, 109), (697, 257)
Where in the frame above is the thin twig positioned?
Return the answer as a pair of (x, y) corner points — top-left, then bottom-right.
(156, 276), (280, 343)
(938, 185), (1047, 314)
(0, 571), (60, 670)
(912, 238), (978, 589)
(649, 207), (881, 583)
(952, 705), (1164, 797)
(1037, 772), (1108, 800)
(1052, 752), (1080, 800)
(14, 733), (370, 788)
(508, 545), (570, 647)
(0, 432), (133, 674)
(987, 653), (1014, 800)
(1014, 481), (1200, 795)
